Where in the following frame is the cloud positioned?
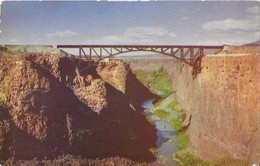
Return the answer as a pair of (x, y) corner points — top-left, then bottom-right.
(246, 5), (259, 14)
(85, 26), (177, 45)
(196, 31), (259, 46)
(46, 30), (80, 38)
(124, 26), (176, 38)
(0, 0), (3, 17)
(179, 8), (186, 14)
(10, 39), (19, 42)
(107, 0), (138, 1)
(181, 16), (189, 20)
(202, 5), (259, 32)
(202, 18), (258, 31)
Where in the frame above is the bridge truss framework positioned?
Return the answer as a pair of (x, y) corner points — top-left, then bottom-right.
(57, 45), (223, 78)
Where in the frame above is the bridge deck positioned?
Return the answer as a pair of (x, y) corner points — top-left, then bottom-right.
(57, 45), (223, 49)
(57, 45), (224, 78)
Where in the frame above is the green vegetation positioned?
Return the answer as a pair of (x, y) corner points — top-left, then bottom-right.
(166, 100), (202, 165)
(167, 101), (183, 131)
(177, 131), (188, 150)
(206, 158), (248, 166)
(153, 109), (170, 118)
(136, 68), (247, 166)
(174, 149), (204, 166)
(166, 100), (179, 110)
(135, 67), (172, 97)
(174, 148), (247, 166)
(170, 117), (183, 132)
(154, 99), (163, 108)
(166, 99), (248, 165)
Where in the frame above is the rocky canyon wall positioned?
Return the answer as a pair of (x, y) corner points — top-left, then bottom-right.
(128, 46), (259, 165)
(0, 45), (258, 165)
(0, 49), (157, 164)
(186, 49), (259, 165)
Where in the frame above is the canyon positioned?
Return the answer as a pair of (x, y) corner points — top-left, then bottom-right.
(127, 46), (259, 165)
(0, 45), (259, 165)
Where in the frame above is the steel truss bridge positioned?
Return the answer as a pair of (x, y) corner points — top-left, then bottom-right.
(57, 45), (224, 78)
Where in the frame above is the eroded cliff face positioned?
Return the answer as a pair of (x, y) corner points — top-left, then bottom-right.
(96, 62), (129, 93)
(128, 46), (259, 165)
(0, 50), (157, 164)
(97, 62), (158, 108)
(186, 49), (259, 165)
(0, 51), (108, 160)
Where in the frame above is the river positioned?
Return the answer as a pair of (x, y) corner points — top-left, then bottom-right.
(142, 99), (179, 166)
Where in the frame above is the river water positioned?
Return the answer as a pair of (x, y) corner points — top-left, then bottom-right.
(142, 99), (179, 166)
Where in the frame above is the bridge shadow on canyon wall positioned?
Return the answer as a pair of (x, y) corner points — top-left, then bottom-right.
(0, 55), (157, 163)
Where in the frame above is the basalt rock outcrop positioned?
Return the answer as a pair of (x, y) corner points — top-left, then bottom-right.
(97, 62), (158, 109)
(0, 48), (157, 165)
(127, 46), (259, 165)
(186, 47), (259, 165)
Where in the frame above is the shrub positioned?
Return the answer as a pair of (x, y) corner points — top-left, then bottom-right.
(167, 101), (184, 131)
(174, 149), (248, 166)
(153, 109), (170, 118)
(177, 131), (188, 150)
(167, 100), (178, 110)
(174, 149), (203, 166)
(170, 117), (183, 131)
(167, 101), (182, 113)
(135, 67), (172, 97)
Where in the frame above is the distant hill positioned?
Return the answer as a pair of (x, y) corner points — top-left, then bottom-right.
(242, 41), (259, 46)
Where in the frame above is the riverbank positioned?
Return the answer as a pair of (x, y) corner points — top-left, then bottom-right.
(135, 68), (185, 165)
(142, 98), (179, 166)
(135, 66), (251, 165)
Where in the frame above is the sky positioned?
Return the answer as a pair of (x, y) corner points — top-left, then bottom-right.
(0, 1), (259, 46)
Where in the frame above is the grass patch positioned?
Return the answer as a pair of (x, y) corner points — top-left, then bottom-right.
(177, 131), (188, 150)
(174, 148), (248, 166)
(167, 101), (184, 131)
(167, 101), (183, 113)
(174, 149), (203, 166)
(135, 67), (172, 97)
(167, 100), (178, 110)
(153, 109), (170, 118)
(170, 117), (183, 131)
(206, 158), (248, 166)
